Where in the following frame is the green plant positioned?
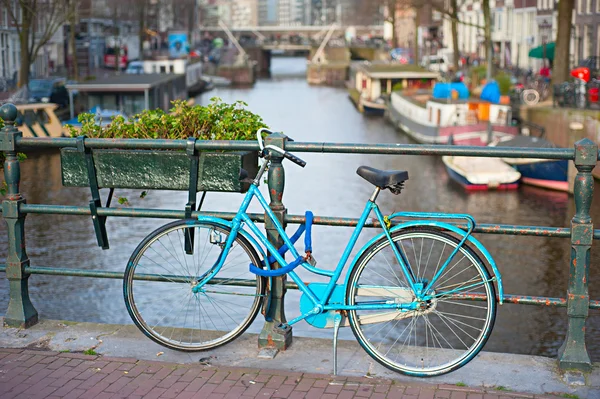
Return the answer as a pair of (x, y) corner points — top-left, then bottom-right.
(83, 348), (97, 356)
(495, 72), (512, 96)
(470, 65), (488, 85)
(455, 382), (467, 387)
(562, 394), (579, 399)
(494, 386), (510, 391)
(392, 82), (404, 92)
(59, 349), (71, 353)
(66, 97), (268, 141)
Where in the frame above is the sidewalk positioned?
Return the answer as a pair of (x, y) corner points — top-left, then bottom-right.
(0, 347), (567, 399)
(0, 319), (597, 399)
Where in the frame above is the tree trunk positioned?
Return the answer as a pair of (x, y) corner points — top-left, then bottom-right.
(482, 0), (492, 80)
(17, 4), (33, 87)
(187, 0), (194, 52)
(139, 0), (146, 60)
(69, 3), (79, 80)
(552, 0), (575, 86)
(18, 43), (31, 88)
(451, 0), (459, 72)
(413, 5), (420, 64)
(113, 5), (121, 73)
(387, 0), (397, 48)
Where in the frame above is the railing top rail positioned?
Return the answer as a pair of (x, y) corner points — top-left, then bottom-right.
(15, 137), (579, 160)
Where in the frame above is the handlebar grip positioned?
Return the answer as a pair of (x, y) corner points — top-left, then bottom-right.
(283, 151), (306, 168)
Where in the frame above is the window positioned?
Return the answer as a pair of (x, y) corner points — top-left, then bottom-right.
(578, 0), (584, 14)
(597, 0), (600, 13)
(587, 0), (592, 13)
(498, 12), (502, 32)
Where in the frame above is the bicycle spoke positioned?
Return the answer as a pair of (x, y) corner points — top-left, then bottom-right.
(348, 228), (496, 376)
(125, 221), (264, 351)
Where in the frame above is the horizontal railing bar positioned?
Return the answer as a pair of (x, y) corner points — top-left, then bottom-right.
(1, 265), (598, 309)
(285, 142), (576, 160)
(18, 204), (586, 238)
(15, 137), (577, 160)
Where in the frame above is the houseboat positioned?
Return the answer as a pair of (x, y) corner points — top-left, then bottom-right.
(125, 58), (208, 96)
(347, 61), (439, 115)
(66, 74), (187, 120)
(15, 103), (66, 137)
(387, 90), (518, 146)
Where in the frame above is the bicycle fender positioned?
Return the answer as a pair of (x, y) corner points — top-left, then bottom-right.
(344, 221), (504, 304)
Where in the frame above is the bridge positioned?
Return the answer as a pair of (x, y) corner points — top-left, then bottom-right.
(261, 43), (313, 51)
(199, 25), (384, 34)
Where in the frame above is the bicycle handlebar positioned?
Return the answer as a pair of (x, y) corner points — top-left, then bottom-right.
(256, 128), (306, 168)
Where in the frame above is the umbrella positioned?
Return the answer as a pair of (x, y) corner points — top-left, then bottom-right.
(528, 42), (555, 61)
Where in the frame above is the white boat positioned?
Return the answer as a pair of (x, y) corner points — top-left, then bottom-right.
(387, 91), (518, 146)
(347, 61), (439, 115)
(442, 156), (521, 191)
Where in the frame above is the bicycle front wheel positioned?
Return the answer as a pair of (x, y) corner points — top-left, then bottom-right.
(124, 220), (265, 351)
(347, 227), (496, 376)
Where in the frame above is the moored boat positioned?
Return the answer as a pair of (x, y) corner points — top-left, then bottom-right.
(15, 103), (66, 137)
(442, 156), (521, 191)
(347, 61), (438, 116)
(387, 90), (519, 145)
(496, 135), (569, 192)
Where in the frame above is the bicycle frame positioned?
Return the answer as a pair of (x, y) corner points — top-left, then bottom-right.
(194, 163), (503, 328)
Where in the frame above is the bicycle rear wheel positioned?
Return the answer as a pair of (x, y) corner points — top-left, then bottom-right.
(347, 227), (496, 376)
(124, 220), (265, 351)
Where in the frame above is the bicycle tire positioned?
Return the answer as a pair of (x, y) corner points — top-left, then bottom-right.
(346, 227), (496, 377)
(124, 220), (265, 351)
(521, 89), (540, 105)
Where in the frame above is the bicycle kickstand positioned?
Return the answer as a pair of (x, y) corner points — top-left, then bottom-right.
(332, 312), (344, 376)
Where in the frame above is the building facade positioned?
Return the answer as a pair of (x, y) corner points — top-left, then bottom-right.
(0, 2), (19, 84)
(231, 0), (258, 27)
(574, 0), (600, 65)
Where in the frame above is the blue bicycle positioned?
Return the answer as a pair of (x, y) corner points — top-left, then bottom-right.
(124, 129), (504, 377)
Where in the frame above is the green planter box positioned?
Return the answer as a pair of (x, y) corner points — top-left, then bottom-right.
(60, 148), (259, 192)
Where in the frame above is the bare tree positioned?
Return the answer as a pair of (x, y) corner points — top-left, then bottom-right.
(481, 0), (492, 79)
(138, 0), (149, 59)
(552, 0), (575, 85)
(67, 0), (79, 79)
(1, 0), (75, 87)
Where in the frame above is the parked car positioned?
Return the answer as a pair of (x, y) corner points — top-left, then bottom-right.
(27, 78), (69, 107)
(125, 61), (145, 75)
(421, 55), (449, 73)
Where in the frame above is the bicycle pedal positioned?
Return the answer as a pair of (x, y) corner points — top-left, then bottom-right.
(274, 323), (292, 335)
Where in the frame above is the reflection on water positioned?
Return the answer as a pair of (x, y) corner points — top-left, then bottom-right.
(0, 57), (598, 360)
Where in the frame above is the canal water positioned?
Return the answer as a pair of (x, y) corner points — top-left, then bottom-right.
(0, 57), (598, 361)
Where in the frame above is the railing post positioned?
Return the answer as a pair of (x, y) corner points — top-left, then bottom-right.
(258, 132), (292, 351)
(558, 137), (596, 372)
(0, 103), (38, 328)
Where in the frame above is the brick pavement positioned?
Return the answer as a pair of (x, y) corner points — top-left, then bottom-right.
(0, 348), (568, 399)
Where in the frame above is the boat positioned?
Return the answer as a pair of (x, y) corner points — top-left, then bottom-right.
(201, 75), (232, 89)
(62, 106), (128, 130)
(347, 61), (439, 116)
(15, 103), (66, 137)
(125, 58), (211, 96)
(495, 135), (569, 192)
(387, 90), (519, 146)
(442, 156), (521, 191)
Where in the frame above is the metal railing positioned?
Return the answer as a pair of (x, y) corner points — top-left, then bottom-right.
(0, 103), (598, 372)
